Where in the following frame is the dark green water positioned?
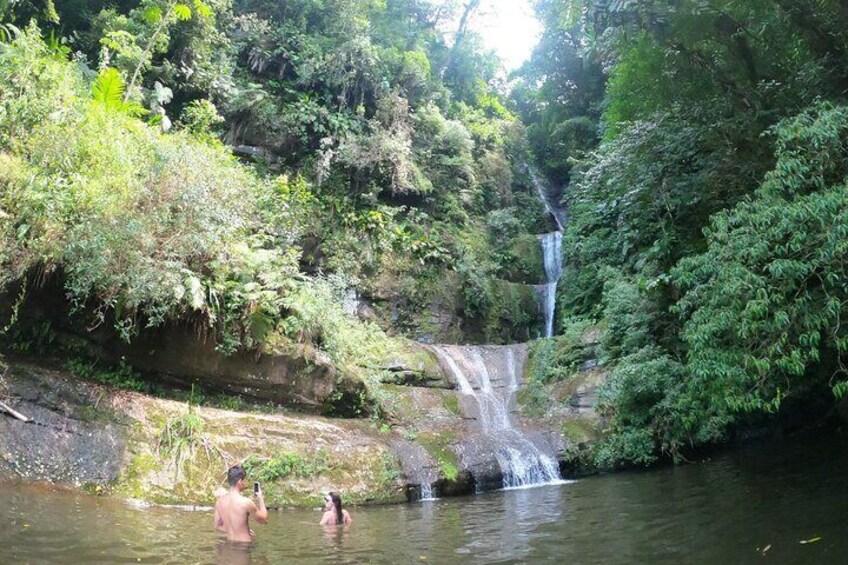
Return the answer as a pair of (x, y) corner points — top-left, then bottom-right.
(2, 430), (847, 564)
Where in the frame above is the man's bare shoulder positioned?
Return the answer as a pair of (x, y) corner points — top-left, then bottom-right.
(216, 491), (257, 516)
(235, 493), (257, 511)
(216, 492), (248, 507)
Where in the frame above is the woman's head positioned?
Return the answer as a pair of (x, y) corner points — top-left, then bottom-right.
(325, 491), (343, 524)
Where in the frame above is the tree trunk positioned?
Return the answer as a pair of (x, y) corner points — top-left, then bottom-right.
(442, 0), (482, 79)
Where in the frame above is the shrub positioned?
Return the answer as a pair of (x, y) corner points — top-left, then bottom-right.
(675, 102), (848, 414)
(0, 26), (301, 350)
(242, 451), (328, 482)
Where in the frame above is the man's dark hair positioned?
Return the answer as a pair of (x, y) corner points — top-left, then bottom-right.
(227, 465), (246, 486)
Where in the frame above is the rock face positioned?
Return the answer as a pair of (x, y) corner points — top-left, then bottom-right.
(0, 356), (405, 506)
(0, 286), (607, 506)
(357, 270), (544, 346)
(0, 340), (599, 506)
(0, 361), (128, 486)
(377, 344), (572, 498)
(108, 325), (368, 417)
(516, 359), (609, 477)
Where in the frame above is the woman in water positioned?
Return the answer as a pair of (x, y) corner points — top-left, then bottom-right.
(319, 491), (352, 526)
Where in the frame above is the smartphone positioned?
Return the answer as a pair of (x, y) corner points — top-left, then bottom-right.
(253, 482), (260, 495)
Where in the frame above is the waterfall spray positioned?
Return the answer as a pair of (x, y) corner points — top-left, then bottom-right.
(431, 345), (562, 489)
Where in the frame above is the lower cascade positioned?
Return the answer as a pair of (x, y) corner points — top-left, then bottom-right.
(419, 482), (436, 501)
(430, 344), (562, 489)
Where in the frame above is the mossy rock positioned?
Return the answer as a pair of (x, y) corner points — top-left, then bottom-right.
(373, 341), (449, 388)
(415, 431), (459, 481)
(482, 280), (542, 343)
(560, 418), (602, 446)
(503, 234), (545, 284)
(442, 393), (461, 416)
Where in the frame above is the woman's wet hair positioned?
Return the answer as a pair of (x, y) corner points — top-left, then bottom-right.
(227, 465), (246, 486)
(327, 491), (343, 524)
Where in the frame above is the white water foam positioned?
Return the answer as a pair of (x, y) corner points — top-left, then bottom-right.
(432, 345), (563, 490)
(419, 482), (437, 501)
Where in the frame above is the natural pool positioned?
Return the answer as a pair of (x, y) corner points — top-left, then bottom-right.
(2, 430), (847, 564)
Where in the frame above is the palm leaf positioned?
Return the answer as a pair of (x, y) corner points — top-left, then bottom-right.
(192, 0), (213, 18)
(142, 6), (164, 24)
(91, 68), (126, 110)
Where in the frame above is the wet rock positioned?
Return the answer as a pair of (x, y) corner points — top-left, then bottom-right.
(579, 358), (599, 371)
(371, 345), (448, 389)
(231, 145), (273, 162)
(433, 470), (475, 497)
(515, 364), (610, 477)
(0, 362), (127, 486)
(377, 365), (449, 388)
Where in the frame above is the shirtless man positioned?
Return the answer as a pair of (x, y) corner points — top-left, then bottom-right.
(214, 465), (268, 542)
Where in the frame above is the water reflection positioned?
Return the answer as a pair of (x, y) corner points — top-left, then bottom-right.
(3, 431), (848, 564)
(215, 541), (266, 565)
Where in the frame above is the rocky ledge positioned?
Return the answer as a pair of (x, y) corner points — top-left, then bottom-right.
(0, 340), (607, 507)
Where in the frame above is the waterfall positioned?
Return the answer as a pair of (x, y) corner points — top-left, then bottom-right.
(430, 345), (562, 489)
(419, 482), (436, 501)
(529, 166), (566, 338)
(539, 232), (563, 337)
(529, 167), (567, 231)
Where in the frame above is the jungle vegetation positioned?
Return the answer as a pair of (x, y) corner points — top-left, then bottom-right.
(516, 0), (848, 466)
(3, 0), (848, 467)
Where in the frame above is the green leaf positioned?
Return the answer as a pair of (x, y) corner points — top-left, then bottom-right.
(143, 6), (164, 24)
(90, 68), (126, 110)
(192, 0), (213, 18)
(173, 3), (192, 21)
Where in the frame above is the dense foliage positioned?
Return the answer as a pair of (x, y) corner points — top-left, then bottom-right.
(0, 0), (552, 370)
(517, 0), (848, 466)
(5, 0), (848, 467)
(0, 24), (300, 351)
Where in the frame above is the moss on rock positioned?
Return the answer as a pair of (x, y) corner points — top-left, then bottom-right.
(416, 431), (459, 481)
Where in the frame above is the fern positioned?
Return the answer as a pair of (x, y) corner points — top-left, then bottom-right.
(91, 68), (126, 109)
(90, 68), (144, 116)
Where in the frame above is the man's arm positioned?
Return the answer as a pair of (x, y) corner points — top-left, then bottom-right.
(247, 494), (269, 524)
(213, 503), (226, 532)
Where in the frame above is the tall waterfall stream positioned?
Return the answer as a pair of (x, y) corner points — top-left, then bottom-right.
(539, 231), (563, 337)
(530, 167), (566, 337)
(413, 168), (567, 498)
